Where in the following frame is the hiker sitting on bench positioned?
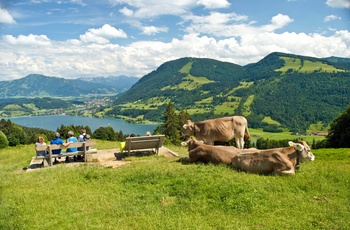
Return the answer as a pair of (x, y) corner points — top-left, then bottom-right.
(50, 132), (71, 164)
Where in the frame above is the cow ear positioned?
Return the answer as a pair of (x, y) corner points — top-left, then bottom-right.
(294, 143), (304, 151)
(181, 142), (188, 146)
(288, 141), (294, 146)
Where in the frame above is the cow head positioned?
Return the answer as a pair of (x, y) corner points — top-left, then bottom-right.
(288, 141), (315, 163)
(182, 120), (195, 136)
(181, 136), (204, 151)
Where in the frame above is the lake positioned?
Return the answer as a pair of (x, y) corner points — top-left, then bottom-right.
(4, 115), (159, 135)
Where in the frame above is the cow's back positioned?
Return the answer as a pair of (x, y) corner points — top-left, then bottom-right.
(232, 151), (275, 174)
(199, 117), (238, 143)
(189, 145), (240, 164)
(232, 146), (298, 175)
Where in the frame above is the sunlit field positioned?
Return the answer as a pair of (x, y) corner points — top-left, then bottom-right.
(0, 139), (349, 229)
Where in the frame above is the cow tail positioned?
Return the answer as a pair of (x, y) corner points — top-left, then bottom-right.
(245, 125), (250, 141)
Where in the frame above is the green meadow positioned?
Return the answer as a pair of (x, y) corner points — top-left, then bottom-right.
(249, 128), (326, 143)
(276, 57), (346, 73)
(1, 139), (349, 229)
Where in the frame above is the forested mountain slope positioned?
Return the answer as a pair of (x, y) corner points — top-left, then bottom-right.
(111, 52), (350, 132)
(116, 57), (244, 104)
(0, 74), (120, 98)
(78, 75), (138, 93)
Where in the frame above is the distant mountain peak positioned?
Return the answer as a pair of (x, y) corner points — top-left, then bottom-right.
(0, 74), (137, 98)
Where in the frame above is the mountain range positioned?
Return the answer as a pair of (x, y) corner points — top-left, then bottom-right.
(109, 52), (350, 132)
(1, 52), (350, 133)
(0, 74), (138, 98)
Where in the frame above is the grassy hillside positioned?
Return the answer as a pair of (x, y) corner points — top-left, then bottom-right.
(276, 56), (346, 74)
(110, 53), (350, 133)
(1, 140), (349, 229)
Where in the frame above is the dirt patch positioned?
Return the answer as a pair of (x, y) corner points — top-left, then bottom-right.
(26, 146), (179, 172)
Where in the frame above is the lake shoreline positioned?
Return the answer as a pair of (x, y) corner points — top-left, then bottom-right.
(3, 115), (158, 135)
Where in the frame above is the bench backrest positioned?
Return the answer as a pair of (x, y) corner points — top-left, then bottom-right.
(49, 140), (97, 150)
(35, 140), (97, 151)
(35, 145), (49, 152)
(125, 135), (165, 152)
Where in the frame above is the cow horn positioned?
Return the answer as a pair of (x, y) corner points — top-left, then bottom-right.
(183, 124), (188, 128)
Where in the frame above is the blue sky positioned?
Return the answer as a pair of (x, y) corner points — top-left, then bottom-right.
(0, 0), (349, 80)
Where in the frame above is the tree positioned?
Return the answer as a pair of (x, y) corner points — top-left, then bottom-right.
(163, 102), (181, 144)
(0, 131), (9, 149)
(177, 109), (191, 141)
(7, 125), (27, 146)
(117, 130), (125, 141)
(0, 120), (27, 146)
(327, 104), (350, 148)
(93, 126), (117, 141)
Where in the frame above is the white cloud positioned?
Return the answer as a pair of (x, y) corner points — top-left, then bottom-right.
(326, 0), (350, 8)
(0, 8), (16, 24)
(324, 14), (341, 22)
(110, 0), (198, 18)
(1, 29), (349, 80)
(70, 0), (87, 6)
(196, 0), (230, 9)
(262, 14), (294, 32)
(80, 24), (127, 44)
(184, 13), (293, 37)
(141, 26), (168, 35)
(119, 7), (134, 16)
(3, 34), (51, 46)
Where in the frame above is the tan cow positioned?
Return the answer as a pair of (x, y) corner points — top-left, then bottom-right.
(231, 141), (315, 175)
(182, 116), (250, 149)
(181, 136), (257, 164)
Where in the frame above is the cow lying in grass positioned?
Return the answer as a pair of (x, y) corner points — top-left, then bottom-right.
(231, 141), (315, 175)
(181, 136), (257, 164)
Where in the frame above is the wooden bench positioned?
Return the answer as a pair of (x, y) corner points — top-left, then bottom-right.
(35, 140), (97, 167)
(123, 135), (165, 156)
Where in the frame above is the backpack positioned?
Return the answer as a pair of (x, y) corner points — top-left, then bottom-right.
(84, 134), (91, 141)
(84, 134), (91, 150)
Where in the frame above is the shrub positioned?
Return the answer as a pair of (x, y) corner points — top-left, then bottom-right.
(93, 126), (117, 141)
(7, 125), (27, 146)
(0, 131), (9, 149)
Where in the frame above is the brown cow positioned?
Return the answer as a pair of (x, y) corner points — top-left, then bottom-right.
(231, 141), (315, 175)
(182, 116), (250, 149)
(181, 136), (257, 164)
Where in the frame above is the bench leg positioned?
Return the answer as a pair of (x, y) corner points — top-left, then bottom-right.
(43, 158), (50, 167)
(86, 153), (92, 162)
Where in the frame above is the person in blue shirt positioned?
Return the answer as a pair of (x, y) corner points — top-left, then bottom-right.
(66, 131), (78, 152)
(50, 132), (70, 164)
(66, 131), (78, 162)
